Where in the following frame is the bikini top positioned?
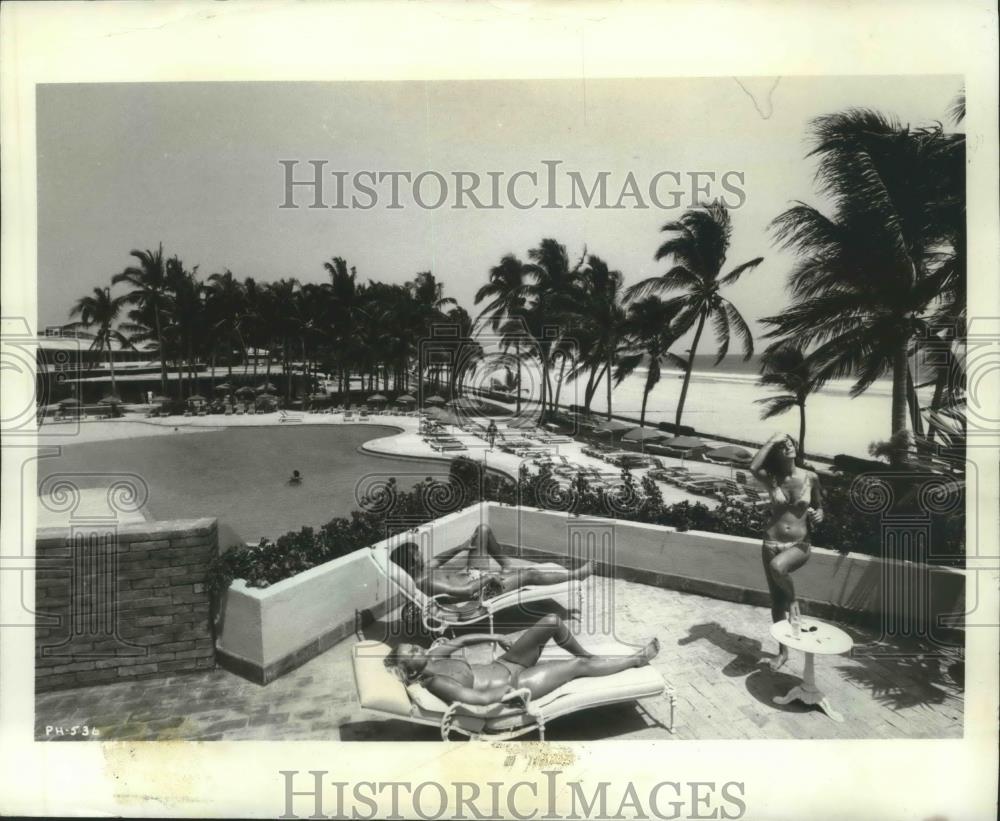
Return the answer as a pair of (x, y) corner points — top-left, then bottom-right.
(769, 470), (813, 506)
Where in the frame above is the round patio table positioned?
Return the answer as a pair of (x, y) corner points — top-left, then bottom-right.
(770, 618), (853, 722)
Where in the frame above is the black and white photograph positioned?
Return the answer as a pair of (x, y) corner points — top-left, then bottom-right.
(1, 2), (997, 820)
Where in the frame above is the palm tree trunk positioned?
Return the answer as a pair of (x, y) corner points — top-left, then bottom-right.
(153, 304), (167, 396)
(553, 353), (568, 413)
(640, 385), (650, 429)
(890, 339), (910, 464)
(107, 345), (118, 398)
(301, 337), (308, 397)
(675, 311), (707, 428)
(906, 363), (924, 437)
(515, 340), (522, 414)
(605, 352), (613, 421)
(583, 365), (598, 414)
(797, 401), (807, 466)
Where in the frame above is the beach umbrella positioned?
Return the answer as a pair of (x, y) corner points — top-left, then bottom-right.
(425, 395), (446, 405)
(704, 445), (753, 465)
(187, 394), (207, 404)
(366, 394), (388, 404)
(622, 427), (668, 443)
(235, 386), (255, 397)
(98, 395), (122, 405)
(395, 394), (417, 404)
(57, 397), (80, 406)
(214, 382), (233, 392)
(255, 382), (276, 393)
(595, 419), (633, 434)
(661, 435), (708, 455)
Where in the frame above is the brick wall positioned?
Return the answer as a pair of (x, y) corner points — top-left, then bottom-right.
(35, 518), (219, 693)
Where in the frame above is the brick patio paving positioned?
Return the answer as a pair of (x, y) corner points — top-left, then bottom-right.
(35, 579), (963, 741)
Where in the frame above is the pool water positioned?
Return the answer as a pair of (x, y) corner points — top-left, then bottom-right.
(37, 425), (450, 543)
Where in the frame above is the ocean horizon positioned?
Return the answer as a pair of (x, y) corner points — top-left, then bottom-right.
(507, 355), (906, 460)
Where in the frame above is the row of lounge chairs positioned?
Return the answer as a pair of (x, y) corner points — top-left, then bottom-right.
(420, 418), (470, 452)
(308, 406), (422, 417)
(649, 466), (767, 506)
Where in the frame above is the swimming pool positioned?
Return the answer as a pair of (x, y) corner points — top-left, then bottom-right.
(37, 425), (451, 543)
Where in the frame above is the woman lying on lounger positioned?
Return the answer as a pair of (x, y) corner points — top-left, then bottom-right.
(750, 432), (825, 671)
(389, 523), (593, 603)
(385, 613), (659, 706)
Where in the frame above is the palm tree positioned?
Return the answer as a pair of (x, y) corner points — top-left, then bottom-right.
(523, 239), (585, 418)
(323, 257), (363, 396)
(575, 255), (629, 420)
(755, 342), (828, 464)
(442, 305), (483, 398)
(408, 270), (457, 395)
(476, 254), (530, 413)
(163, 257), (205, 400)
(615, 297), (686, 429)
(112, 244), (170, 394)
(765, 109), (962, 464)
(626, 201), (762, 428)
(206, 270), (247, 383)
(68, 286), (133, 398)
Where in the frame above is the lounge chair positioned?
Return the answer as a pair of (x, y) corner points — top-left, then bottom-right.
(352, 638), (674, 741)
(367, 541), (581, 635)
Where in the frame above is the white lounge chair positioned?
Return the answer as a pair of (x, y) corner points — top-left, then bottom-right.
(368, 541), (581, 635)
(352, 638), (675, 741)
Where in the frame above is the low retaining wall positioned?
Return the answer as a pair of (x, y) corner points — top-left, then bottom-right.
(487, 505), (966, 637)
(215, 502), (965, 685)
(214, 504), (490, 683)
(35, 518), (218, 692)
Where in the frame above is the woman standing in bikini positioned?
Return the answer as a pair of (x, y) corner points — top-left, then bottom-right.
(750, 432), (825, 671)
(385, 613), (659, 706)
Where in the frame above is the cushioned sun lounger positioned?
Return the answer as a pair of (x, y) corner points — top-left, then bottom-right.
(352, 639), (675, 741)
(368, 541), (581, 634)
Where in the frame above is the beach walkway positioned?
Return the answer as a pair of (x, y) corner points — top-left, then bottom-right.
(35, 577), (963, 742)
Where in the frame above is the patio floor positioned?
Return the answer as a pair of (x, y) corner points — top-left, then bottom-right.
(35, 577), (963, 741)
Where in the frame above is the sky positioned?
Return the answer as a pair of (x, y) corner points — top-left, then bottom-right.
(37, 76), (962, 347)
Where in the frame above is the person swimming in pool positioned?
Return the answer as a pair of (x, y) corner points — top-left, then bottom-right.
(385, 613), (659, 705)
(750, 432), (825, 671)
(389, 523), (593, 603)
(288, 470), (302, 485)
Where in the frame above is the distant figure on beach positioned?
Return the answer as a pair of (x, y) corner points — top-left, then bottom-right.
(389, 523), (592, 603)
(288, 469), (302, 485)
(750, 433), (825, 671)
(485, 420), (498, 449)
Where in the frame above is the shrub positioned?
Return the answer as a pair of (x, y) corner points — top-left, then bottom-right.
(206, 455), (964, 595)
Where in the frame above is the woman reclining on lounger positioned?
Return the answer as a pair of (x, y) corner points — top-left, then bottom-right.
(385, 613), (659, 706)
(389, 523), (593, 603)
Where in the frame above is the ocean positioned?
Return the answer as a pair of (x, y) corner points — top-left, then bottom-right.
(519, 355), (913, 460)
